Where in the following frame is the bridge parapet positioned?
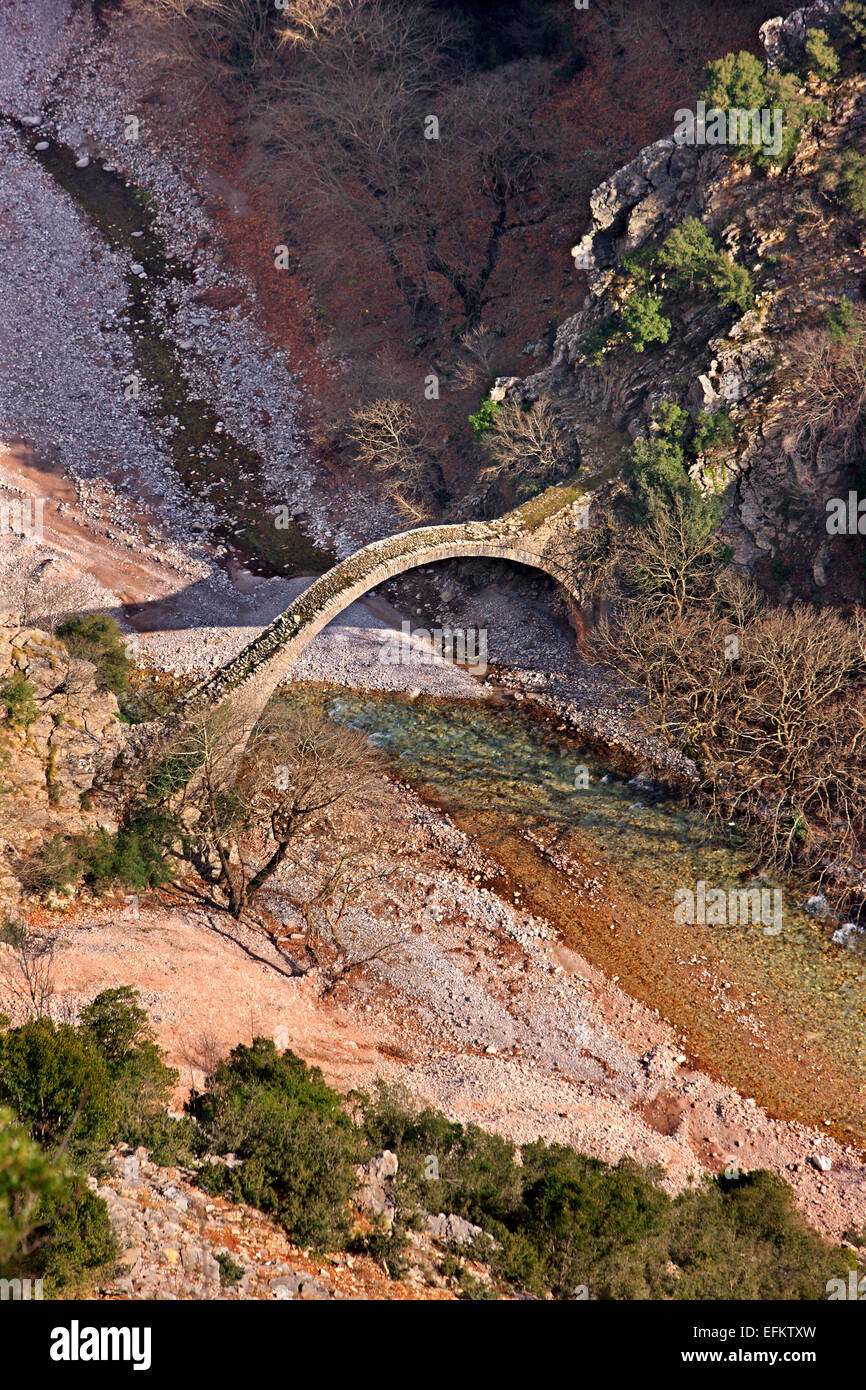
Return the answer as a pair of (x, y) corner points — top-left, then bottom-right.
(174, 487), (588, 740)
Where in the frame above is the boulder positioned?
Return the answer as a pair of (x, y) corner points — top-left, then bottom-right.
(424, 1212), (484, 1247)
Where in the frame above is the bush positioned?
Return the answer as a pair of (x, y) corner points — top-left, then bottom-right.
(0, 1107), (67, 1271)
(1, 671), (38, 729)
(711, 253), (755, 312)
(188, 1040), (361, 1251)
(619, 289), (670, 353)
(0, 1109), (116, 1293)
(34, 1180), (117, 1295)
(840, 1), (866, 62)
(507, 1146), (671, 1298)
(703, 49), (766, 112)
(79, 987), (177, 1150)
(702, 51), (818, 168)
(0, 1018), (116, 1164)
(625, 434), (698, 514)
(657, 218), (717, 291)
(579, 314), (619, 364)
(804, 26), (840, 79)
(0, 988), (176, 1162)
(360, 1085), (849, 1299)
(827, 294), (858, 342)
(692, 408), (734, 456)
(55, 614), (132, 696)
(468, 396), (502, 436)
(668, 1171), (849, 1300)
(363, 1082), (523, 1226)
(30, 806), (177, 900)
(819, 148), (866, 218)
(657, 219), (755, 313)
(215, 1250), (245, 1285)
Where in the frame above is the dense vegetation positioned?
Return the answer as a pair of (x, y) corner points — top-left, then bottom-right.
(1, 983), (849, 1299)
(580, 217), (755, 365)
(55, 614), (132, 698)
(0, 985), (176, 1293)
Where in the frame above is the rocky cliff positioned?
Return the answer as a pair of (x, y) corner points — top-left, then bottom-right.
(514, 0), (865, 602)
(0, 612), (127, 902)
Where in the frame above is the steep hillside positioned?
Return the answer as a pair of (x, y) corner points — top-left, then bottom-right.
(515, 0), (866, 603)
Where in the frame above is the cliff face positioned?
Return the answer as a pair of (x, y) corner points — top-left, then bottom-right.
(0, 612), (126, 901)
(517, 0), (866, 603)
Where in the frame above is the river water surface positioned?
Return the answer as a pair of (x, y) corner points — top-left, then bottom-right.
(329, 692), (866, 1149)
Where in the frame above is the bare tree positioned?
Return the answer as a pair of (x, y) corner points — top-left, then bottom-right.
(139, 0), (276, 84)
(150, 701), (379, 919)
(347, 398), (434, 518)
(254, 7), (548, 329)
(625, 494), (724, 621)
(0, 920), (57, 1020)
(788, 303), (866, 463)
(451, 322), (504, 390)
(481, 395), (578, 496)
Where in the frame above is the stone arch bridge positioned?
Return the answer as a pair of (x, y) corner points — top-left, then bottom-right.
(175, 487), (589, 741)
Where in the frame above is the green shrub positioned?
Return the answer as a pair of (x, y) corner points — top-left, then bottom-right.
(703, 50), (767, 112)
(30, 807), (176, 900)
(188, 1040), (361, 1251)
(0, 1018), (116, 1164)
(55, 614), (132, 696)
(827, 294), (859, 342)
(711, 253), (755, 312)
(363, 1082), (522, 1226)
(819, 148), (866, 217)
(702, 51), (818, 168)
(625, 435), (698, 513)
(1, 671), (38, 729)
(468, 397), (502, 436)
(667, 1171), (850, 1300)
(657, 218), (717, 291)
(653, 400), (690, 446)
(0, 988), (175, 1163)
(619, 289), (670, 353)
(34, 1180), (117, 1295)
(0, 1106), (67, 1271)
(79, 987), (177, 1149)
(693, 408), (734, 455)
(507, 1145), (671, 1298)
(840, 1), (866, 62)
(579, 314), (619, 364)
(215, 1250), (245, 1286)
(360, 1086), (849, 1299)
(0, 1109), (116, 1294)
(805, 26), (840, 79)
(657, 219), (754, 313)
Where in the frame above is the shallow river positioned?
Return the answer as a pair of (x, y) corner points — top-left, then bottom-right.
(329, 692), (866, 1148)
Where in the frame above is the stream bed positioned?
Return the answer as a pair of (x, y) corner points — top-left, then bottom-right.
(329, 692), (866, 1148)
(12, 120), (333, 577)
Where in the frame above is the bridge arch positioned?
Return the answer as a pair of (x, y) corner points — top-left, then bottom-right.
(173, 496), (586, 741)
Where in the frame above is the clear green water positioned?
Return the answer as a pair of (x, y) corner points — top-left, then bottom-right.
(328, 692), (866, 1142)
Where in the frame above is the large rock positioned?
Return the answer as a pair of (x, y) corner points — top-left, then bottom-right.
(760, 1), (843, 69)
(354, 1149), (399, 1230)
(424, 1213), (484, 1247)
